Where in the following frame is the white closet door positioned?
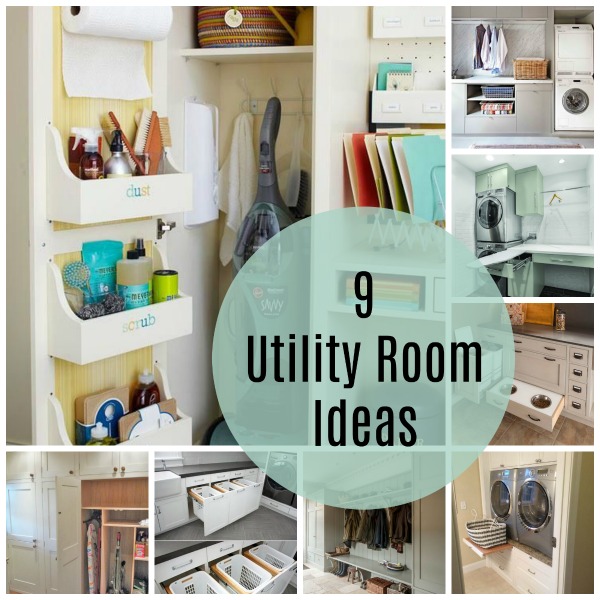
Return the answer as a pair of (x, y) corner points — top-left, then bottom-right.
(6, 482), (38, 542)
(119, 452), (149, 474)
(45, 549), (59, 594)
(7, 540), (43, 594)
(56, 476), (82, 594)
(42, 481), (59, 594)
(41, 453), (77, 479)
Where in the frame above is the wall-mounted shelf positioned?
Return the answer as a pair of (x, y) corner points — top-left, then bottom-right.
(48, 364), (193, 446)
(47, 248), (193, 365)
(46, 125), (193, 225)
(372, 88), (445, 125)
(180, 46), (314, 64)
(462, 537), (513, 559)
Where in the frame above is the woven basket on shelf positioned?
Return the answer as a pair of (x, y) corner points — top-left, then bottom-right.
(466, 519), (507, 549)
(197, 6), (297, 48)
(366, 577), (394, 594)
(513, 59), (549, 80)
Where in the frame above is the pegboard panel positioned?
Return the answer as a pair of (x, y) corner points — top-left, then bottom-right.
(370, 38), (446, 91)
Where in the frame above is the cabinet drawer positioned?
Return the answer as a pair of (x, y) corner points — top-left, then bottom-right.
(514, 335), (567, 359)
(514, 565), (553, 594)
(511, 548), (553, 577)
(210, 471), (233, 482)
(515, 350), (566, 394)
(569, 347), (590, 366)
(465, 115), (516, 135)
(565, 397), (587, 416)
(507, 397), (563, 432)
(207, 541), (242, 562)
(155, 548), (207, 583)
(569, 364), (588, 381)
(568, 380), (587, 400)
(532, 253), (593, 268)
(185, 475), (210, 488)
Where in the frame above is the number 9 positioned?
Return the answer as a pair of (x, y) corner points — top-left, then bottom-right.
(355, 271), (372, 319)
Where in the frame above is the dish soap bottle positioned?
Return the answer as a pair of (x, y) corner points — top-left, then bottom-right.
(116, 250), (152, 310)
(86, 422), (116, 445)
(131, 370), (161, 411)
(79, 141), (104, 180)
(104, 129), (133, 178)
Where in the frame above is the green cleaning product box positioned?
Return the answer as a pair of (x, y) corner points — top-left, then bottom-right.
(75, 386), (129, 445)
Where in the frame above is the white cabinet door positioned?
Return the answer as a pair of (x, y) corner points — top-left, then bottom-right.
(119, 452), (148, 475)
(516, 89), (552, 134)
(372, 6), (445, 38)
(6, 452), (37, 482)
(45, 549), (59, 594)
(519, 452), (559, 467)
(7, 541), (43, 594)
(79, 452), (119, 476)
(229, 486), (249, 522)
(204, 494), (230, 535)
(41, 453), (77, 479)
(155, 508), (162, 534)
(156, 495), (189, 532)
(413, 489), (445, 594)
(6, 482), (38, 542)
(487, 452), (518, 470)
(452, 85), (466, 134)
(42, 480), (58, 597)
(306, 502), (324, 554)
(56, 476), (82, 594)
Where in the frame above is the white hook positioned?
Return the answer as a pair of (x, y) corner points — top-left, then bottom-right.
(240, 78), (251, 111)
(270, 77), (278, 97)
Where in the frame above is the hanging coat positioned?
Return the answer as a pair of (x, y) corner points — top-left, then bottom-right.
(343, 509), (361, 547)
(473, 24), (486, 69)
(496, 28), (508, 72)
(481, 25), (492, 69)
(369, 509), (390, 550)
(389, 504), (412, 547)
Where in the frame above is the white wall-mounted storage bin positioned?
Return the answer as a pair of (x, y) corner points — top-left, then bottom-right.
(372, 6), (445, 38)
(46, 125), (193, 225)
(47, 248), (193, 365)
(372, 86), (445, 125)
(47, 363), (193, 446)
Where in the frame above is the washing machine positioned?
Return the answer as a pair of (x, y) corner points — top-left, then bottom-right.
(476, 188), (522, 243)
(262, 452), (297, 506)
(555, 77), (594, 131)
(490, 468), (519, 541)
(516, 465), (557, 558)
(555, 25), (594, 76)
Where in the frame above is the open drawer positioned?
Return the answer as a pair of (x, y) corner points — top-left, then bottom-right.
(232, 478), (262, 513)
(189, 486), (229, 535)
(486, 254), (531, 280)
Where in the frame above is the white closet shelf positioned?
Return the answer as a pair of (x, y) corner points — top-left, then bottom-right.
(371, 89), (445, 125)
(46, 125), (192, 225)
(48, 248), (193, 365)
(48, 364), (193, 446)
(180, 46), (314, 64)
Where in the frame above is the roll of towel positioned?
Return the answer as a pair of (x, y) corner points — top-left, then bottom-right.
(61, 6), (173, 100)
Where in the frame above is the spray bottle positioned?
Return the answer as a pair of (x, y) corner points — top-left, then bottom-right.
(69, 127), (103, 178)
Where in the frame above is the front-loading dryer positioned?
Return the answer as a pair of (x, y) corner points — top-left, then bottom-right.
(555, 77), (594, 131)
(490, 468), (519, 541)
(516, 465), (557, 558)
(476, 188), (522, 243)
(555, 25), (594, 76)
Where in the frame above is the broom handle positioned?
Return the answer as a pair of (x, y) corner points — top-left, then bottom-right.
(268, 7), (298, 41)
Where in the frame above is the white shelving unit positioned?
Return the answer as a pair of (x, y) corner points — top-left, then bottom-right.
(180, 46), (314, 64)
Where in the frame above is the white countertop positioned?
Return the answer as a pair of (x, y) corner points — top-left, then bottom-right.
(452, 76), (553, 84)
(479, 243), (594, 267)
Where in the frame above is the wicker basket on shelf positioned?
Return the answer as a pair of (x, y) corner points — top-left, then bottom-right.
(197, 6), (297, 48)
(513, 59), (549, 80)
(366, 577), (394, 594)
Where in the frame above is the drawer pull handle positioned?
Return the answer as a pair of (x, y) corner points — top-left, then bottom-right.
(515, 350), (522, 354)
(535, 459), (542, 463)
(574, 353), (584, 359)
(572, 385), (582, 393)
(571, 401), (582, 410)
(543, 357), (556, 362)
(528, 568), (536, 575)
(499, 565), (504, 571)
(527, 589), (533, 594)
(220, 544), (235, 552)
(514, 340), (522, 344)
(543, 346), (555, 351)
(172, 558), (193, 570)
(528, 414), (541, 422)
(573, 369), (583, 376)
(550, 258), (573, 263)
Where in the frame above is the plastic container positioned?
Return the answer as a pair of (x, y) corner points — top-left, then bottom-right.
(79, 142), (104, 180)
(130, 370), (160, 411)
(211, 555), (272, 594)
(167, 570), (229, 594)
(244, 543), (295, 575)
(116, 250), (152, 310)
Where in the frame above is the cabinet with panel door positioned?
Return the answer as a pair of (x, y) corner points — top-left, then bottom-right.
(516, 166), (544, 216)
(6, 452), (37, 482)
(155, 494), (189, 533)
(476, 164), (516, 193)
(79, 451), (147, 476)
(41, 452), (77, 479)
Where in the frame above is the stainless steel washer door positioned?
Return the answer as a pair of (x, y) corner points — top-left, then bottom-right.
(478, 197), (503, 229)
(563, 88), (590, 114)
(491, 480), (511, 521)
(518, 480), (551, 532)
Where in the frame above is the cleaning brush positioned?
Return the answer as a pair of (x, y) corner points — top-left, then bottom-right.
(158, 117), (172, 148)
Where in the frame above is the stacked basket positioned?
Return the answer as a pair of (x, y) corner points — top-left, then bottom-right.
(466, 519), (507, 549)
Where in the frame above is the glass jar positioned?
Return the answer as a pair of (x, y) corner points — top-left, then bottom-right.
(555, 309), (566, 331)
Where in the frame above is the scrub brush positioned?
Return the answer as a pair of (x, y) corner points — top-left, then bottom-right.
(100, 112), (145, 175)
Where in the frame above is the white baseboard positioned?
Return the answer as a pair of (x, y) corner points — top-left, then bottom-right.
(462, 559), (486, 574)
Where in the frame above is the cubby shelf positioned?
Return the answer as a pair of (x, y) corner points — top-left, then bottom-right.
(48, 248), (193, 365)
(46, 125), (193, 225)
(180, 45), (314, 64)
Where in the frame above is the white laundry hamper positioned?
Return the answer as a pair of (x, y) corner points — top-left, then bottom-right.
(166, 570), (229, 594)
(211, 555), (272, 594)
(244, 543), (295, 575)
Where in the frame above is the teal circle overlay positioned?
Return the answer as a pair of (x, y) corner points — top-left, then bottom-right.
(212, 208), (514, 508)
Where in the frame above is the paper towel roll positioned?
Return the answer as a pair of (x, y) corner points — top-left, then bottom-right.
(61, 6), (172, 99)
(61, 6), (172, 41)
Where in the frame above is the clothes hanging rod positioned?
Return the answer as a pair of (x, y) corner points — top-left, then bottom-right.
(452, 19), (546, 26)
(541, 185), (590, 194)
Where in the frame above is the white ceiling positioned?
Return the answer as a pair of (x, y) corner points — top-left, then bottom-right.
(453, 154), (592, 176)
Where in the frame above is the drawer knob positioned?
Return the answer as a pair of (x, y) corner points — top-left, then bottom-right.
(535, 459), (542, 463)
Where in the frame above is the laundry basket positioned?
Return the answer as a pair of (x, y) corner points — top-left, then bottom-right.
(466, 519), (507, 548)
(211, 555), (272, 594)
(513, 59), (549, 80)
(166, 570), (229, 594)
(244, 543), (296, 576)
(188, 485), (223, 520)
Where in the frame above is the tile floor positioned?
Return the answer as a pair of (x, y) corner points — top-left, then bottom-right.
(463, 566), (518, 594)
(490, 412), (594, 446)
(303, 566), (368, 595)
(156, 507), (298, 541)
(452, 136), (594, 149)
